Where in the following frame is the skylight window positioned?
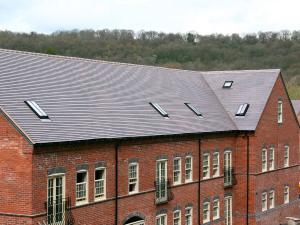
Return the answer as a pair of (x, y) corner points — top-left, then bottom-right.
(149, 102), (168, 117)
(185, 103), (203, 117)
(235, 103), (249, 117)
(223, 81), (233, 88)
(25, 100), (49, 119)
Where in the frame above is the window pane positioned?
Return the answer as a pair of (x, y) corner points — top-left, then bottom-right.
(129, 164), (138, 193)
(173, 158), (181, 184)
(213, 153), (219, 177)
(185, 156), (192, 181)
(203, 154), (210, 179)
(213, 199), (219, 219)
(262, 149), (267, 172)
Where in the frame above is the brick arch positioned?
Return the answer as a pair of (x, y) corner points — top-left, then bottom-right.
(123, 212), (145, 225)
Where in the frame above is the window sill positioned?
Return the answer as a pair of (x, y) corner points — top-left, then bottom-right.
(129, 191), (139, 195)
(213, 216), (220, 221)
(94, 197), (106, 202)
(76, 200), (89, 206)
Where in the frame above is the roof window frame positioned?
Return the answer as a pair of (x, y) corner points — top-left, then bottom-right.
(25, 100), (49, 119)
(184, 103), (203, 117)
(149, 102), (168, 117)
(235, 103), (249, 117)
(223, 81), (233, 88)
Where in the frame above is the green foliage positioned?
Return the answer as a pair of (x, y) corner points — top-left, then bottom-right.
(0, 29), (299, 98)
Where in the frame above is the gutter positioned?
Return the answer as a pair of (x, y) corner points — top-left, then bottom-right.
(115, 143), (119, 225)
(246, 134), (250, 225)
(198, 138), (201, 225)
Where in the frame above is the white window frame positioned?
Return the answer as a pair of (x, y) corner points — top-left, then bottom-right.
(284, 145), (289, 167)
(262, 192), (267, 211)
(156, 160), (168, 202)
(269, 190), (275, 209)
(173, 157), (182, 185)
(185, 207), (192, 225)
(202, 154), (210, 179)
(203, 201), (210, 223)
(173, 210), (181, 225)
(262, 148), (267, 172)
(94, 167), (106, 201)
(76, 170), (88, 205)
(47, 174), (66, 225)
(224, 151), (232, 186)
(185, 156), (193, 182)
(156, 214), (167, 225)
(128, 163), (139, 194)
(212, 152), (220, 177)
(224, 196), (232, 225)
(278, 100), (283, 123)
(269, 147), (275, 170)
(284, 186), (289, 204)
(213, 199), (220, 220)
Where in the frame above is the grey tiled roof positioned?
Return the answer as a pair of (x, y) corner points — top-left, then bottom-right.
(0, 49), (280, 144)
(292, 100), (300, 115)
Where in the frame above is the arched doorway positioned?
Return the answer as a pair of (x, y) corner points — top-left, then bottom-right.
(123, 214), (145, 225)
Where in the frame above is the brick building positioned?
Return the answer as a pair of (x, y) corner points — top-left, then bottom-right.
(0, 48), (299, 225)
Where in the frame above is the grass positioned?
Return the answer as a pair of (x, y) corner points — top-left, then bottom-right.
(287, 85), (300, 100)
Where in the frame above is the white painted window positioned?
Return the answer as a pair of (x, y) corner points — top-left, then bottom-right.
(212, 152), (220, 177)
(173, 158), (181, 185)
(47, 175), (65, 224)
(156, 160), (168, 202)
(278, 100), (283, 123)
(185, 207), (192, 225)
(95, 168), (106, 200)
(156, 214), (167, 225)
(269, 147), (275, 170)
(224, 196), (232, 225)
(213, 199), (220, 220)
(262, 149), (267, 172)
(262, 192), (267, 211)
(284, 186), (289, 204)
(76, 171), (88, 204)
(284, 145), (289, 167)
(173, 210), (181, 225)
(203, 201), (210, 223)
(203, 154), (210, 179)
(129, 163), (139, 194)
(185, 156), (193, 182)
(224, 151), (232, 186)
(269, 190), (275, 209)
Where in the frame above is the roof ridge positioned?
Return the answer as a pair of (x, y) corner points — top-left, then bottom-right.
(0, 48), (202, 74)
(201, 74), (239, 130)
(0, 48), (279, 75)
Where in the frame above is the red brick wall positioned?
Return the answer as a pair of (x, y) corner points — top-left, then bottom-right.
(30, 135), (243, 225)
(250, 74), (300, 225)
(0, 113), (33, 225)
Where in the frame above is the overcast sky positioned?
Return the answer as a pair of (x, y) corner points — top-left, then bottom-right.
(0, 0), (299, 34)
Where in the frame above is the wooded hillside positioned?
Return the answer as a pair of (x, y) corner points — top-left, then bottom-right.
(0, 29), (299, 99)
